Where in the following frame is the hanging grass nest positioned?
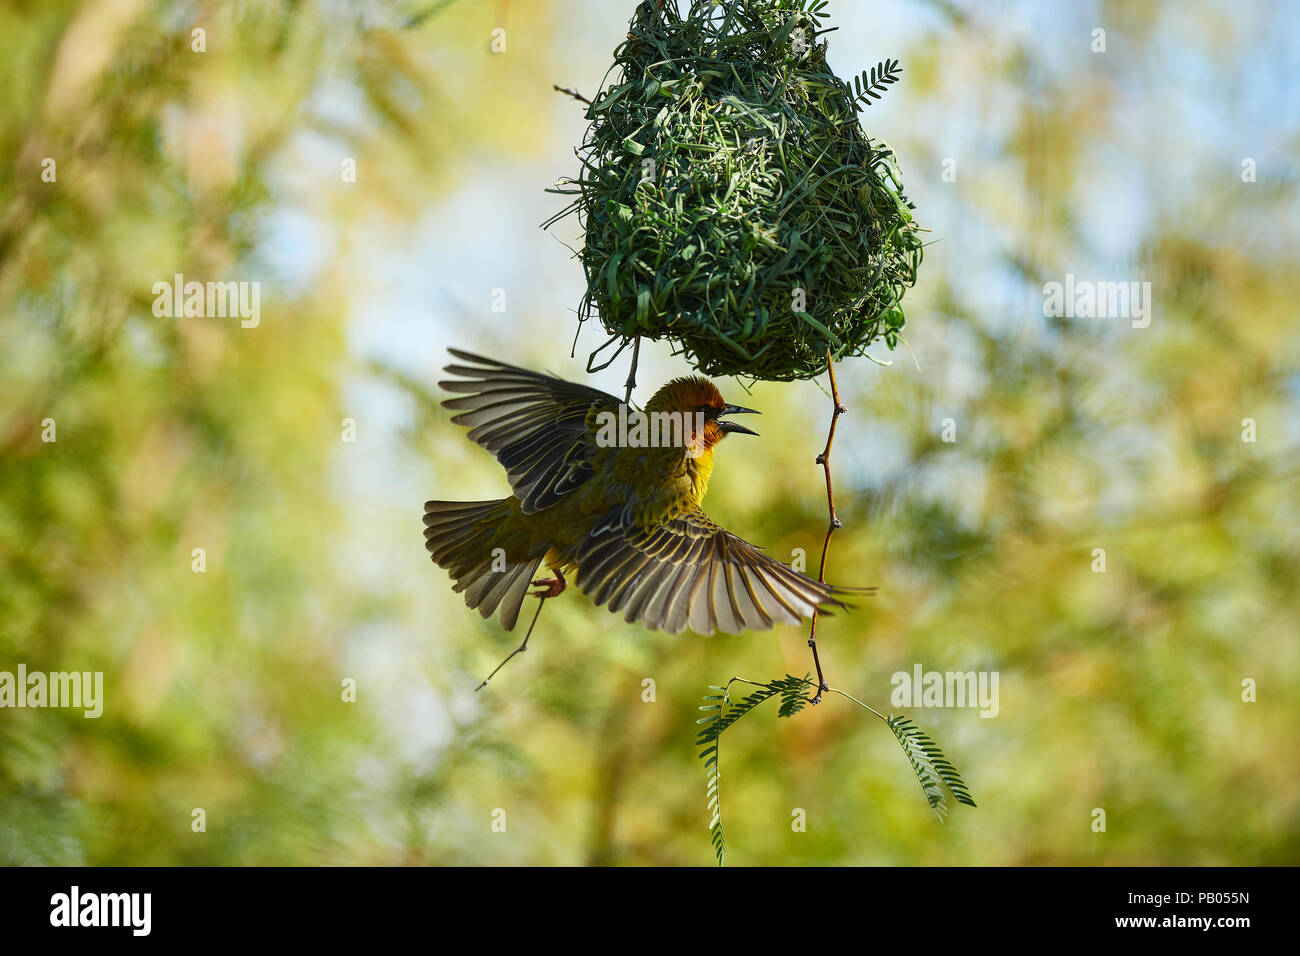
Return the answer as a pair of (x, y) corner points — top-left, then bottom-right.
(545, 0), (923, 382)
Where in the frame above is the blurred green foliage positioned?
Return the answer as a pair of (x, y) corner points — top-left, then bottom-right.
(1, 0), (1297, 865)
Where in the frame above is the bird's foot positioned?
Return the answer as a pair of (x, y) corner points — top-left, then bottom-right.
(530, 570), (567, 599)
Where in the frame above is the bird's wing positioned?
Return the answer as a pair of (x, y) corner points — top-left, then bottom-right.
(440, 349), (620, 514)
(575, 506), (858, 635)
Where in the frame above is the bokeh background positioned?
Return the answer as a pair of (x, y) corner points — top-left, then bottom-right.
(2, 0), (1297, 866)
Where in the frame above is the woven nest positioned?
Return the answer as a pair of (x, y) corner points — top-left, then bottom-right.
(545, 0), (923, 382)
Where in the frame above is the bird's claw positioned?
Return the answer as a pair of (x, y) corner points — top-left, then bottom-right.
(530, 573), (567, 599)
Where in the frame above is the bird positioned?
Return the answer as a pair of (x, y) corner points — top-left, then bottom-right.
(423, 349), (854, 637)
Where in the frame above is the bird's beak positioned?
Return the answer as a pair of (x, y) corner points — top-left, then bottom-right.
(717, 403), (760, 437)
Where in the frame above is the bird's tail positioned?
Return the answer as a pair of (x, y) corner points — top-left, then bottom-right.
(422, 498), (543, 631)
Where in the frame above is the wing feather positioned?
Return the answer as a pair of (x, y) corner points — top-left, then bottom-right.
(575, 506), (859, 635)
(646, 562), (694, 633)
(711, 562), (743, 635)
(439, 350), (619, 513)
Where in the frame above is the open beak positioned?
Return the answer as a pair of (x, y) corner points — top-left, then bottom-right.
(716, 403), (760, 437)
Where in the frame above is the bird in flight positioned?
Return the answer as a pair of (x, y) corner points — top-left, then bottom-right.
(424, 349), (855, 638)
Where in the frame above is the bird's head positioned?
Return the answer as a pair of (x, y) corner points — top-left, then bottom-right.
(646, 375), (761, 453)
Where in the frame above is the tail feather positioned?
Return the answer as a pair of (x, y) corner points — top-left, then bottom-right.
(495, 563), (539, 630)
(423, 498), (543, 630)
(423, 499), (509, 573)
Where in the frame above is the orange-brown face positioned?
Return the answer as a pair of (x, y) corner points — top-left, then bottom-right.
(650, 376), (761, 450)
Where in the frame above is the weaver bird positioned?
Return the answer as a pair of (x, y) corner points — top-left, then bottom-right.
(423, 350), (852, 636)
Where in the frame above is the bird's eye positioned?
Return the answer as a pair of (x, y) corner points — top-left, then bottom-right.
(697, 404), (712, 416)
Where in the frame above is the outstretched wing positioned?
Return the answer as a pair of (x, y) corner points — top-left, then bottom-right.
(575, 506), (864, 635)
(440, 349), (620, 514)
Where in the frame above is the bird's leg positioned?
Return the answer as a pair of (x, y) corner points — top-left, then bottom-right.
(475, 597), (547, 692)
(530, 567), (567, 599)
(807, 347), (846, 705)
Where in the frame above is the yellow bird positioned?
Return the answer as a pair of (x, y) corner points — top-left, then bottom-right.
(423, 350), (850, 635)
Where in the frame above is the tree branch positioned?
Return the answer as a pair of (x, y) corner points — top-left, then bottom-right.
(807, 347), (845, 704)
(552, 84), (592, 106)
(624, 335), (641, 404)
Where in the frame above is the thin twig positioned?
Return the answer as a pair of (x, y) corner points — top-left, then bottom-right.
(475, 596), (547, 691)
(727, 674), (886, 721)
(624, 335), (641, 404)
(807, 347), (845, 704)
(553, 84), (592, 106)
